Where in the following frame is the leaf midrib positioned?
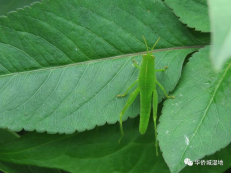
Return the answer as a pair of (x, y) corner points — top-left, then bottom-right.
(0, 45), (205, 78)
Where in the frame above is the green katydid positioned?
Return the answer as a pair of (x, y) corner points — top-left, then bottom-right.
(117, 36), (174, 155)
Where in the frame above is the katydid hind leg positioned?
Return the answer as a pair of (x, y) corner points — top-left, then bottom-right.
(153, 89), (159, 156)
(117, 80), (138, 97)
(119, 87), (140, 142)
(155, 80), (174, 98)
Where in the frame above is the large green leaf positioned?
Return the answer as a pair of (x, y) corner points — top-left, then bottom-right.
(0, 48), (196, 133)
(165, 0), (210, 32)
(208, 0), (231, 71)
(0, 118), (230, 173)
(0, 0), (205, 75)
(158, 46), (231, 173)
(0, 0), (206, 134)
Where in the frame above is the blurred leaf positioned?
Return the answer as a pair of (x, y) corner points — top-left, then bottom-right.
(0, 118), (171, 173)
(0, 129), (62, 173)
(0, 129), (19, 144)
(0, 117), (230, 173)
(0, 0), (39, 16)
(208, 0), (231, 71)
(165, 0), (210, 32)
(158, 46), (231, 173)
(0, 0), (205, 134)
(0, 161), (61, 173)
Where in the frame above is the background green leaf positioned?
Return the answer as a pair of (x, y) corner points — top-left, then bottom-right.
(0, 119), (171, 173)
(208, 0), (231, 71)
(165, 0), (210, 32)
(0, 129), (19, 144)
(0, 129), (62, 173)
(158, 46), (231, 173)
(0, 0), (206, 134)
(0, 161), (61, 173)
(0, 119), (230, 173)
(0, 0), (39, 16)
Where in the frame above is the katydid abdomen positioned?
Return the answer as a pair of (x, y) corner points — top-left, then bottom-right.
(138, 55), (156, 134)
(139, 90), (152, 134)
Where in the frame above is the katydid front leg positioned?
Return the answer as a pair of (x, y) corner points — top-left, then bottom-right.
(155, 66), (168, 72)
(132, 59), (141, 69)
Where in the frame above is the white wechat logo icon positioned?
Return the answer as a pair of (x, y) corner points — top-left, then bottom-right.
(184, 158), (193, 166)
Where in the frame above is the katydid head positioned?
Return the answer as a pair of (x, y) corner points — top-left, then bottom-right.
(142, 35), (161, 58)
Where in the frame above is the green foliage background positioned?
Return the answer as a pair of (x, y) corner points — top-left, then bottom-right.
(0, 0), (230, 173)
